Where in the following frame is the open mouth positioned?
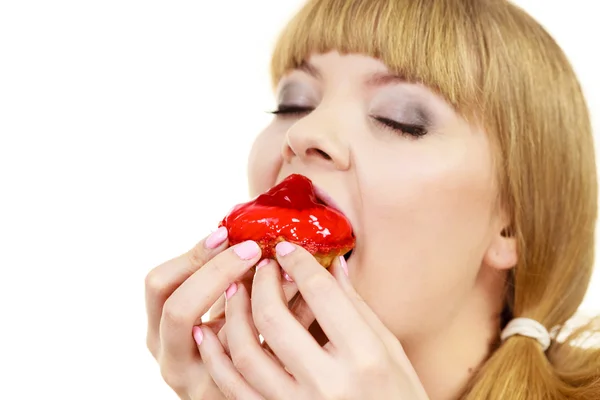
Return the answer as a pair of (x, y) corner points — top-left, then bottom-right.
(313, 187), (355, 262)
(343, 249), (354, 261)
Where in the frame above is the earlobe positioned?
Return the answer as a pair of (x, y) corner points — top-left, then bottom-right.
(484, 228), (518, 271)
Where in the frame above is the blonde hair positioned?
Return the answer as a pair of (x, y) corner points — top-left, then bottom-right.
(269, 0), (600, 398)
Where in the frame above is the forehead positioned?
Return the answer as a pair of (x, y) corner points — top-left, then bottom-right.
(269, 0), (488, 122)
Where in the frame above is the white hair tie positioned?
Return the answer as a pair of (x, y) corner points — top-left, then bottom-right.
(500, 317), (551, 351)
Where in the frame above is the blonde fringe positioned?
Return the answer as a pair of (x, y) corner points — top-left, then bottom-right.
(269, 0), (599, 399)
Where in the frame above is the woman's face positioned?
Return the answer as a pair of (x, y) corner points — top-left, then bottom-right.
(247, 51), (515, 339)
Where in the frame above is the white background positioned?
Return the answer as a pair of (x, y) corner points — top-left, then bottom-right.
(0, 1), (598, 399)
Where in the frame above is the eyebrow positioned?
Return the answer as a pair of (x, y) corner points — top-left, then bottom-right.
(297, 61), (406, 87)
(298, 61), (322, 80)
(365, 72), (407, 87)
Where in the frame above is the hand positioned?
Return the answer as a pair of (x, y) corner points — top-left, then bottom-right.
(197, 242), (430, 400)
(145, 229), (305, 399)
(144, 227), (263, 399)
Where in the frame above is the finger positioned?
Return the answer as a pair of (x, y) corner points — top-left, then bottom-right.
(160, 240), (262, 365)
(217, 277), (255, 355)
(204, 318), (226, 334)
(210, 266), (262, 318)
(288, 294), (315, 331)
(145, 227), (230, 356)
(275, 242), (381, 355)
(214, 273), (251, 350)
(252, 259), (332, 383)
(330, 259), (428, 395)
(196, 326), (264, 400)
(330, 256), (401, 352)
(209, 294), (226, 321)
(218, 268), (300, 355)
(225, 277), (297, 399)
(260, 292), (316, 361)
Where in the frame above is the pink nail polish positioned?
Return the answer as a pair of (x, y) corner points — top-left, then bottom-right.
(275, 241), (295, 257)
(234, 241), (260, 260)
(193, 326), (203, 345)
(256, 259), (269, 270)
(284, 272), (294, 282)
(225, 283), (238, 299)
(205, 227), (228, 249)
(339, 256), (348, 276)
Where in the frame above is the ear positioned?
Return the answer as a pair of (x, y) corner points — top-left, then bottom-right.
(483, 222), (518, 271)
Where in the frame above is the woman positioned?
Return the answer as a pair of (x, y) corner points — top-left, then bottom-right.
(144, 0), (600, 398)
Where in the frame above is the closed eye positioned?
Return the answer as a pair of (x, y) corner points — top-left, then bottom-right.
(372, 116), (428, 138)
(268, 105), (314, 117)
(268, 107), (428, 138)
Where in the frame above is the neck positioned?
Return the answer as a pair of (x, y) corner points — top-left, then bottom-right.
(402, 268), (507, 400)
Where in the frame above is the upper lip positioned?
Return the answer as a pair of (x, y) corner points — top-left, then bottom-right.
(313, 184), (346, 217)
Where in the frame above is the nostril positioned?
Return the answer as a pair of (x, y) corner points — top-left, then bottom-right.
(307, 148), (332, 160)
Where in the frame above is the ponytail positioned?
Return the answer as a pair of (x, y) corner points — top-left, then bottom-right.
(462, 317), (600, 399)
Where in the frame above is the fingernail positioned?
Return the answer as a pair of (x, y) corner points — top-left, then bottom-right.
(284, 272), (294, 282)
(192, 325), (203, 345)
(225, 283), (237, 299)
(234, 241), (260, 260)
(256, 259), (269, 270)
(275, 241), (295, 257)
(205, 227), (228, 249)
(339, 256), (348, 276)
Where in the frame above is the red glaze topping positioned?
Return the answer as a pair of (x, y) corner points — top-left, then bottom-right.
(219, 174), (355, 260)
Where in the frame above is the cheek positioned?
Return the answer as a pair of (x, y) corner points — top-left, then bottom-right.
(247, 127), (284, 197)
(352, 135), (498, 332)
(365, 160), (495, 255)
(361, 136), (497, 251)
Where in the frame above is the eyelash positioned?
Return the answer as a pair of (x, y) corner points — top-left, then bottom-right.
(269, 105), (428, 138)
(372, 116), (428, 138)
(269, 105), (313, 116)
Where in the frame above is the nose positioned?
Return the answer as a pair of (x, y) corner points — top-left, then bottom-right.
(281, 111), (351, 170)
